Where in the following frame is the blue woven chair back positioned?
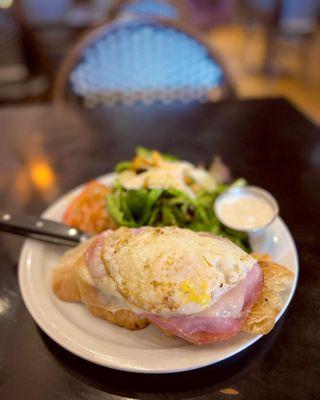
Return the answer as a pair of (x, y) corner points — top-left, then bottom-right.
(69, 20), (229, 107)
(119, 0), (179, 19)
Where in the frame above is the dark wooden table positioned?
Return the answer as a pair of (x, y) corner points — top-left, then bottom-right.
(0, 98), (319, 400)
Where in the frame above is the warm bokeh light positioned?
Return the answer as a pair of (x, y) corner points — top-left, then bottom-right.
(0, 0), (13, 9)
(29, 159), (56, 191)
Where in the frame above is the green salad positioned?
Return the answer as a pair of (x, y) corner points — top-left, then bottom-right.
(106, 147), (250, 251)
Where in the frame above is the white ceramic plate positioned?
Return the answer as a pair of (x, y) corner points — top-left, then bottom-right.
(18, 174), (298, 373)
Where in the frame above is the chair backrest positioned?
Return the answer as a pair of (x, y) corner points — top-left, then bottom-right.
(118, 0), (180, 19)
(54, 17), (236, 107)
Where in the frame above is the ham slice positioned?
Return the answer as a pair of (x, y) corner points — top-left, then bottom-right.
(147, 263), (263, 344)
(85, 232), (110, 279)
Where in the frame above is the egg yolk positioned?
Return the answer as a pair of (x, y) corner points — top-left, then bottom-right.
(180, 281), (211, 305)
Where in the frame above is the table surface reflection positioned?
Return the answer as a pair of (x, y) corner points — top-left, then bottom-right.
(0, 98), (319, 400)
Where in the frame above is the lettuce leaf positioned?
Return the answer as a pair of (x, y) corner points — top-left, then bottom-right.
(109, 148), (249, 250)
(106, 187), (163, 227)
(106, 184), (250, 252)
(114, 161), (132, 172)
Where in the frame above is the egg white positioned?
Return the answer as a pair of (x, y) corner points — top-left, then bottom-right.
(100, 227), (255, 315)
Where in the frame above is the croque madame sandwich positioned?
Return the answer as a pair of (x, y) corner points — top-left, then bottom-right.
(52, 226), (293, 344)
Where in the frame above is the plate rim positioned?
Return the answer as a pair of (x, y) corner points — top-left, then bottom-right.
(18, 174), (299, 374)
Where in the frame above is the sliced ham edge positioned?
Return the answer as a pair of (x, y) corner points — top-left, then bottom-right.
(147, 263), (264, 344)
(85, 232), (110, 279)
(85, 228), (143, 280)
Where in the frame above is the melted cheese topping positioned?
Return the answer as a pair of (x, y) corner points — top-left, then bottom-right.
(117, 160), (216, 197)
(78, 258), (144, 314)
(102, 227), (255, 315)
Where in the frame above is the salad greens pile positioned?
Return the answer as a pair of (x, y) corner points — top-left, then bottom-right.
(106, 148), (250, 251)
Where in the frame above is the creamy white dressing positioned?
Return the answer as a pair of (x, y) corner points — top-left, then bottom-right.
(217, 193), (275, 230)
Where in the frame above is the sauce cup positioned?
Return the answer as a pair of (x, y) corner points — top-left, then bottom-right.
(214, 186), (279, 234)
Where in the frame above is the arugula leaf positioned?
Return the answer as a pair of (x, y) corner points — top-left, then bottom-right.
(138, 189), (163, 225)
(106, 188), (162, 227)
(105, 193), (126, 226)
(115, 161), (132, 172)
(106, 182), (250, 251)
(161, 204), (178, 226)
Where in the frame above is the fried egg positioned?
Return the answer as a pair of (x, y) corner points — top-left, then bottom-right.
(101, 227), (255, 315)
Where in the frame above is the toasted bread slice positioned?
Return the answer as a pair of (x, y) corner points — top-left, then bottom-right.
(243, 253), (294, 334)
(51, 240), (91, 302)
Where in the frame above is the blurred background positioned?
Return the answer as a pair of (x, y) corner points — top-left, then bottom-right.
(0, 0), (319, 123)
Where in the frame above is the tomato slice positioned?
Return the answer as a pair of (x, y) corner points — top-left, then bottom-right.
(63, 181), (115, 234)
